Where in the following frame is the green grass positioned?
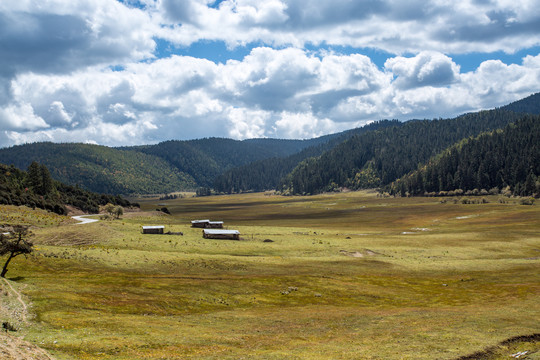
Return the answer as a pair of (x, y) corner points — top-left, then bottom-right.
(1, 192), (539, 359)
(0, 205), (70, 227)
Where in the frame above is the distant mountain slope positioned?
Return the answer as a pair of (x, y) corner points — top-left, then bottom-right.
(0, 143), (196, 194)
(1, 92), (538, 196)
(280, 109), (531, 195)
(217, 93), (540, 194)
(0, 162), (133, 214)
(389, 115), (540, 196)
(0, 137), (332, 194)
(501, 92), (540, 114)
(213, 120), (401, 193)
(127, 137), (320, 187)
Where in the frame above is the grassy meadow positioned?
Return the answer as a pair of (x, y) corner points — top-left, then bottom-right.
(1, 191), (539, 359)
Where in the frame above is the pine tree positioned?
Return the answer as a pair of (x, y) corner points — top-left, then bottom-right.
(524, 171), (536, 195)
(40, 164), (54, 195)
(27, 161), (42, 193)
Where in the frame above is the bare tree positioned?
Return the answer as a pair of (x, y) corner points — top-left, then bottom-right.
(0, 226), (33, 278)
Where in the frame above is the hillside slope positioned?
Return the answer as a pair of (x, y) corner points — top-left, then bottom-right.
(389, 115), (540, 196)
(213, 120), (401, 193)
(281, 109), (532, 195)
(0, 137), (332, 194)
(218, 93), (540, 194)
(281, 92), (540, 195)
(127, 137), (322, 187)
(0, 143), (196, 195)
(0, 162), (133, 214)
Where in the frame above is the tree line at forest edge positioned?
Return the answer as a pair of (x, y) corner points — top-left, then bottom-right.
(0, 161), (135, 215)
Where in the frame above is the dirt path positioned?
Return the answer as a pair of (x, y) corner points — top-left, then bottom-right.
(72, 215), (99, 225)
(0, 279), (56, 360)
(1, 278), (28, 323)
(0, 333), (56, 360)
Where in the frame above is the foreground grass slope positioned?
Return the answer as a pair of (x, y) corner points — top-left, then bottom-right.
(1, 192), (539, 359)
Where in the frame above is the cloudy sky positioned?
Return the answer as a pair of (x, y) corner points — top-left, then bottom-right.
(0, 0), (539, 148)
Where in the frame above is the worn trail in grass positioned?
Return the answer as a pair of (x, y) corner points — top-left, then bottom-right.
(2, 192), (539, 359)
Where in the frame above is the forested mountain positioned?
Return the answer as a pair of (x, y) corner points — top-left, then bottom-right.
(1, 92), (538, 196)
(0, 137), (334, 194)
(0, 143), (196, 194)
(280, 109), (532, 195)
(218, 93), (540, 195)
(0, 162), (133, 214)
(213, 120), (401, 193)
(388, 115), (540, 197)
(501, 92), (540, 115)
(126, 137), (324, 187)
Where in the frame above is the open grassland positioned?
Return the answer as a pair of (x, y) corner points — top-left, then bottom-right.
(1, 191), (539, 359)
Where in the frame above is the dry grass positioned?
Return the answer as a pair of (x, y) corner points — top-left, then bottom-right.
(0, 205), (69, 227)
(1, 192), (538, 359)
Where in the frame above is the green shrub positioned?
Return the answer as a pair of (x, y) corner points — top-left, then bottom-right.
(519, 198), (535, 205)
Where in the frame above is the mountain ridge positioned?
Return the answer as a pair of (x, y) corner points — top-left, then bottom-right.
(387, 115), (540, 197)
(0, 92), (538, 195)
(280, 108), (538, 195)
(0, 135), (338, 194)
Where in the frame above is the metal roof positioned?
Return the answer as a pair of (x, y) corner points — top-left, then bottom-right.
(191, 219), (210, 223)
(142, 226), (165, 229)
(203, 229), (240, 234)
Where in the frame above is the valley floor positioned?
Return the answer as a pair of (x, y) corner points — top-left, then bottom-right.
(0, 191), (539, 359)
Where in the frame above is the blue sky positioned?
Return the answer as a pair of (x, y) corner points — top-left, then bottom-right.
(157, 39), (540, 73)
(0, 0), (539, 147)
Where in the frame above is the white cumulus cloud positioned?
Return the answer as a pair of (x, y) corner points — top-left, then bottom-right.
(385, 51), (461, 89)
(2, 48), (540, 146)
(0, 102), (49, 131)
(0, 1), (539, 147)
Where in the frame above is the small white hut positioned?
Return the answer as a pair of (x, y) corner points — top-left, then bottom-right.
(191, 219), (210, 228)
(202, 229), (240, 240)
(142, 225), (165, 234)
